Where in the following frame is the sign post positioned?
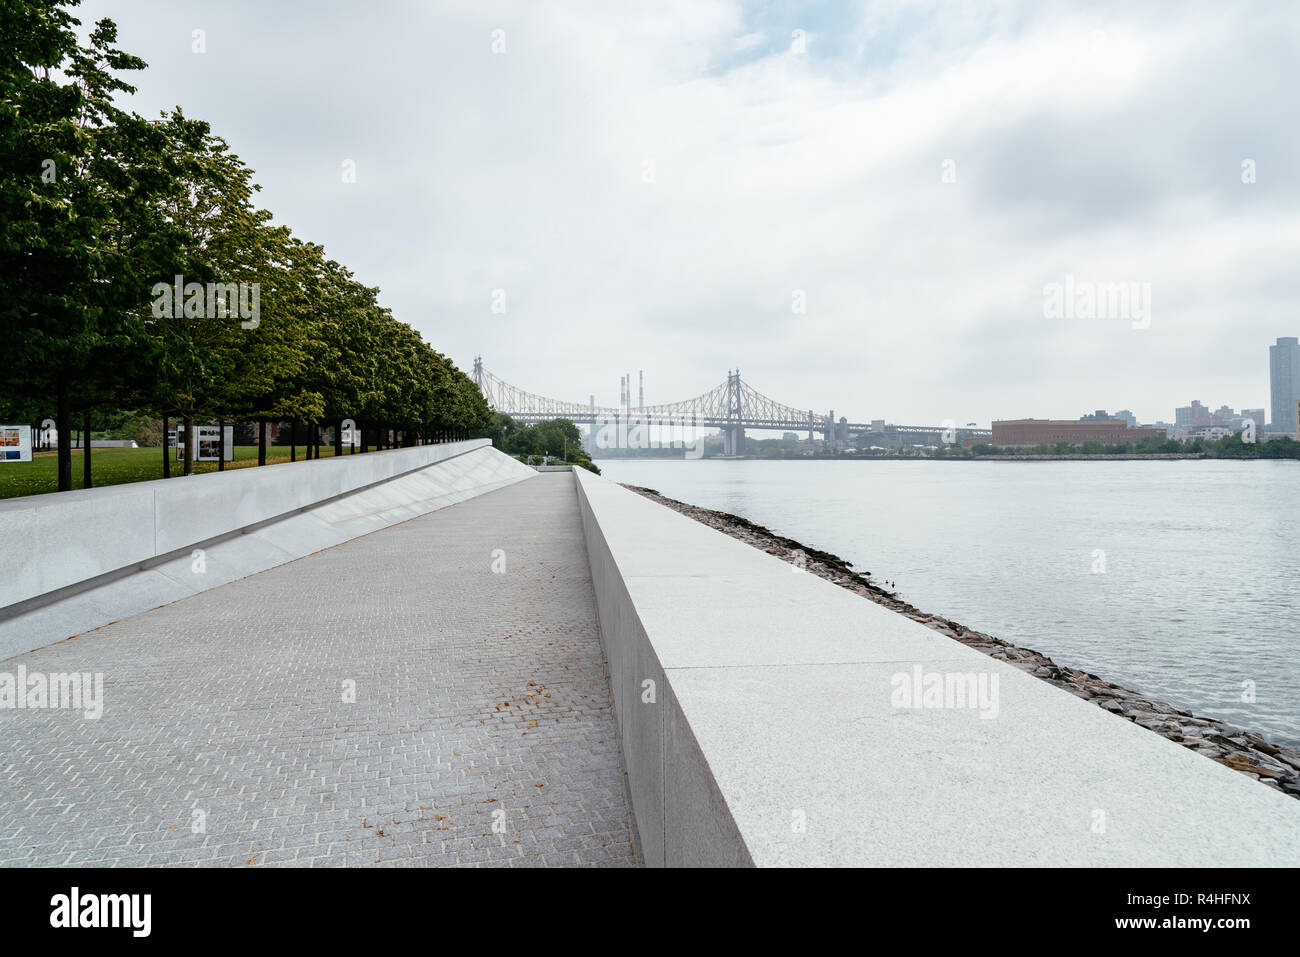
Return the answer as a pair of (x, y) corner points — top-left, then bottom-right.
(174, 425), (234, 463)
(0, 425), (33, 462)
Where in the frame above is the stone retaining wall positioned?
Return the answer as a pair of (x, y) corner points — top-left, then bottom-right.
(0, 441), (534, 659)
(572, 468), (1300, 867)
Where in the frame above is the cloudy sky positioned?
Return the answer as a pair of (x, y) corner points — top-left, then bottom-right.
(78, 0), (1299, 427)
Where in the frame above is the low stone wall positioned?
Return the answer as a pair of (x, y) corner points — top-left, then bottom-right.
(0, 440), (534, 660)
(572, 468), (1300, 867)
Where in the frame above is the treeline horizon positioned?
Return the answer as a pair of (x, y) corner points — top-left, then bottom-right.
(1, 0), (492, 490)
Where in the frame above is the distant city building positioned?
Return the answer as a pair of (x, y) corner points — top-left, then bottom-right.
(782, 432), (799, 442)
(1173, 400), (1258, 434)
(992, 419), (1166, 447)
(1175, 400), (1211, 428)
(1269, 337), (1300, 435)
(1079, 409), (1139, 429)
(1186, 425), (1235, 441)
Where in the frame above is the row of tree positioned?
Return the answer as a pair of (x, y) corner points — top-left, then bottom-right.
(1, 1), (492, 489)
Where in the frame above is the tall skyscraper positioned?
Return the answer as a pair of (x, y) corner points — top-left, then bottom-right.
(1270, 337), (1300, 435)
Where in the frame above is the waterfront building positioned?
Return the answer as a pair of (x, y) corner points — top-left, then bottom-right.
(992, 418), (1166, 447)
(1187, 425), (1235, 441)
(1269, 337), (1300, 435)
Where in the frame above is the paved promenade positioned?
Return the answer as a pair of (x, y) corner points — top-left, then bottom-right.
(0, 472), (639, 867)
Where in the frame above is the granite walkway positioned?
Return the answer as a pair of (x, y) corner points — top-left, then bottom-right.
(0, 472), (639, 867)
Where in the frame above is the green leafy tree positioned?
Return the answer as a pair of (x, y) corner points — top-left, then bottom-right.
(1, 3), (186, 488)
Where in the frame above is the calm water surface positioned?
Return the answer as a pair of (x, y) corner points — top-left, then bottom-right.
(596, 458), (1300, 746)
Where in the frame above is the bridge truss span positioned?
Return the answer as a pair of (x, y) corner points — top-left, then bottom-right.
(470, 357), (990, 450)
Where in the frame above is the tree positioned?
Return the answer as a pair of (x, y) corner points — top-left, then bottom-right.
(0, 4), (185, 488)
(2, 2), (495, 491)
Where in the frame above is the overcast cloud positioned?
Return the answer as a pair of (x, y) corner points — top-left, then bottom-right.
(78, 0), (1300, 426)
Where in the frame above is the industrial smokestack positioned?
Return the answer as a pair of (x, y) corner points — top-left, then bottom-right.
(639, 370), (644, 410)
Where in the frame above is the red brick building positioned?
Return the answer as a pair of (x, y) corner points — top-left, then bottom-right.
(991, 419), (1166, 447)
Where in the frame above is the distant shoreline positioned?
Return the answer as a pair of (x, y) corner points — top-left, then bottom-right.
(594, 452), (1257, 462)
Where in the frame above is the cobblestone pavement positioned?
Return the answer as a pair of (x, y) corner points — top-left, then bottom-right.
(0, 472), (639, 867)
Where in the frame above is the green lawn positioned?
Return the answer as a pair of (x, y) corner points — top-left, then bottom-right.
(0, 445), (369, 500)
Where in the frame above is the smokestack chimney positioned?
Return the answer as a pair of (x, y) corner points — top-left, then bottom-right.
(639, 370), (644, 410)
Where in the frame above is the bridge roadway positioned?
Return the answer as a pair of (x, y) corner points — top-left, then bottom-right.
(0, 472), (640, 867)
(506, 411), (991, 438)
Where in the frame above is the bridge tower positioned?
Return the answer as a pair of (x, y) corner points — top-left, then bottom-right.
(724, 369), (745, 456)
(472, 356), (484, 392)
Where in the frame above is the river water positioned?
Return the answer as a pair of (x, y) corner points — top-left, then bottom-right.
(595, 458), (1300, 746)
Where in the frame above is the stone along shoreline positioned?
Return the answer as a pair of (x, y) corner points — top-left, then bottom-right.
(621, 484), (1300, 800)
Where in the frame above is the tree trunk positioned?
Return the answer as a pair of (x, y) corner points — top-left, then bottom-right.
(82, 410), (92, 489)
(291, 421), (297, 462)
(258, 418), (267, 466)
(182, 415), (194, 476)
(56, 378), (72, 491)
(335, 421), (343, 458)
(163, 415), (171, 479)
(217, 418), (225, 471)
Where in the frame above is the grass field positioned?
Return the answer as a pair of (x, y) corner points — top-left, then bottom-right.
(0, 445), (369, 500)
